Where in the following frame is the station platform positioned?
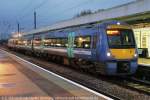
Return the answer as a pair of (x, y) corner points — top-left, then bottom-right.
(0, 49), (111, 100)
(138, 58), (150, 66)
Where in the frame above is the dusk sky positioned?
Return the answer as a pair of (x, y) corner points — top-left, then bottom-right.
(0, 0), (135, 39)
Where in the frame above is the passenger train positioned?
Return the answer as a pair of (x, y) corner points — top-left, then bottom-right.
(8, 21), (138, 75)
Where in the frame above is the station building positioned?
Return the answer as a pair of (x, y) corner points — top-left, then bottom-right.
(133, 24), (150, 58)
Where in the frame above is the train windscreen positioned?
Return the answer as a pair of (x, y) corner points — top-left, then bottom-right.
(107, 29), (135, 48)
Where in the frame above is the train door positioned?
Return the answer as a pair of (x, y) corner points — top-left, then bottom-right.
(97, 27), (106, 62)
(93, 26), (102, 62)
(91, 32), (98, 60)
(67, 32), (75, 58)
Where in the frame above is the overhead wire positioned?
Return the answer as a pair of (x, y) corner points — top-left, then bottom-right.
(17, 0), (67, 30)
(7, 0), (35, 34)
(37, 0), (67, 17)
(10, 0), (49, 32)
(12, 0), (35, 21)
(11, 0), (92, 32)
(39, 0), (91, 24)
(19, 0), (49, 20)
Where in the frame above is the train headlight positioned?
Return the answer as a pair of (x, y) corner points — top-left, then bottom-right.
(107, 52), (111, 57)
(117, 22), (120, 25)
(134, 53), (138, 58)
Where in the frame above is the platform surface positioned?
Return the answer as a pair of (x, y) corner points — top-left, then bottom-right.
(0, 49), (110, 100)
(138, 58), (150, 66)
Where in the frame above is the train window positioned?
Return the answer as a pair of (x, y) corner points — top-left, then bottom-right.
(50, 39), (54, 46)
(18, 40), (27, 45)
(107, 29), (135, 48)
(34, 39), (41, 46)
(63, 38), (68, 47)
(53, 39), (57, 47)
(14, 40), (18, 45)
(61, 39), (65, 47)
(22, 40), (28, 46)
(17, 40), (22, 45)
(75, 36), (91, 49)
(27, 40), (31, 46)
(56, 39), (61, 47)
(43, 39), (50, 46)
(61, 38), (67, 47)
(43, 38), (68, 47)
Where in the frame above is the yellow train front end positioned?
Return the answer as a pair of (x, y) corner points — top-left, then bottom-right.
(105, 23), (138, 75)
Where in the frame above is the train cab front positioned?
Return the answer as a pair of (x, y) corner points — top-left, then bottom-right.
(104, 23), (138, 75)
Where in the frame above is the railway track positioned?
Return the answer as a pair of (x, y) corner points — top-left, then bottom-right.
(135, 65), (150, 82)
(126, 77), (150, 95)
(109, 76), (150, 96)
(1, 47), (150, 100)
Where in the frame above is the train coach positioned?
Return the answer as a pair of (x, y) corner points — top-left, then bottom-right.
(8, 21), (138, 75)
